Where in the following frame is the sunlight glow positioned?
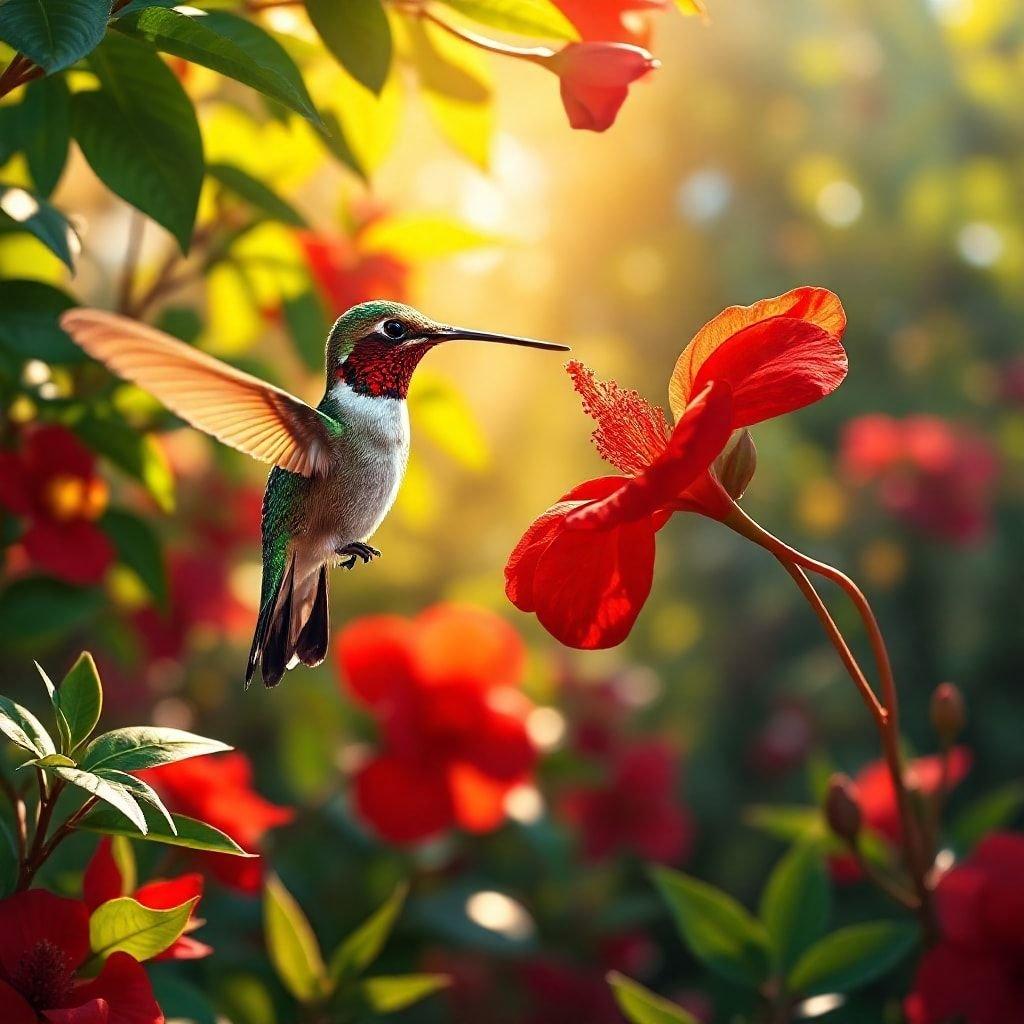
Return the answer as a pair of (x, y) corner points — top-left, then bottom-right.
(0, 188), (39, 223)
(816, 180), (863, 227)
(957, 221), (1003, 267)
(526, 707), (566, 750)
(796, 993), (845, 1018)
(504, 784), (544, 825)
(465, 891), (534, 940)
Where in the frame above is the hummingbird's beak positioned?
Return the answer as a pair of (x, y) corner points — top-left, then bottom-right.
(422, 327), (569, 352)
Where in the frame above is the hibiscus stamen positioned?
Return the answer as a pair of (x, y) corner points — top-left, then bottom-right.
(12, 939), (75, 1010)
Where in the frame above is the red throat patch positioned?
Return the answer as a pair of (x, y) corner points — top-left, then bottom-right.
(337, 339), (437, 399)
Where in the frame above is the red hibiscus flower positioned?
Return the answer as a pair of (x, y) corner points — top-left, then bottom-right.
(905, 833), (1024, 1024)
(336, 604), (538, 844)
(553, 0), (669, 45)
(840, 414), (999, 544)
(506, 287), (847, 649)
(0, 889), (162, 1024)
(0, 424), (113, 585)
(563, 740), (693, 863)
(83, 839), (211, 961)
(831, 748), (971, 882)
(139, 752), (294, 893)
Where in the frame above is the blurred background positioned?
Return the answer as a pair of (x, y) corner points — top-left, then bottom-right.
(2, 0), (1023, 1020)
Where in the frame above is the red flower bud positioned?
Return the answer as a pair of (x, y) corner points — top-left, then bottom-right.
(713, 429), (757, 501)
(930, 682), (966, 744)
(825, 773), (862, 842)
(547, 42), (659, 132)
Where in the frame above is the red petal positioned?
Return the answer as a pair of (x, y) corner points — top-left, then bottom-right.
(23, 519), (113, 585)
(460, 707), (536, 782)
(532, 516), (657, 649)
(153, 935), (213, 962)
(447, 762), (512, 834)
(44, 1001), (110, 1024)
(0, 980), (38, 1024)
(66, 952), (162, 1024)
(335, 615), (418, 709)
(0, 453), (32, 515)
(134, 874), (203, 910)
(354, 755), (453, 844)
(690, 317), (847, 427)
(505, 477), (625, 613)
(0, 891), (90, 977)
(568, 380), (733, 529)
(412, 604), (526, 692)
(83, 839), (124, 911)
(24, 425), (96, 481)
(554, 44), (658, 133)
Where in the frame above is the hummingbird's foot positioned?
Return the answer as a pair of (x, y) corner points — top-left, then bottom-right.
(336, 542), (381, 570)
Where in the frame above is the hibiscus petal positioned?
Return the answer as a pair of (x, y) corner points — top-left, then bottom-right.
(22, 519), (114, 586)
(83, 839), (124, 912)
(413, 604), (526, 692)
(447, 762), (513, 834)
(669, 287), (847, 419)
(567, 380), (733, 529)
(44, 1000), (110, 1024)
(505, 477), (625, 613)
(24, 425), (97, 481)
(0, 453), (32, 515)
(0, 891), (90, 977)
(532, 516), (657, 649)
(460, 707), (537, 782)
(354, 755), (453, 844)
(0, 980), (39, 1024)
(66, 952), (161, 1024)
(554, 44), (658, 133)
(335, 615), (419, 709)
(153, 934), (213, 962)
(134, 873), (203, 910)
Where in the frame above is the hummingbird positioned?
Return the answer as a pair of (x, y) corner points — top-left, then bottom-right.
(60, 301), (567, 688)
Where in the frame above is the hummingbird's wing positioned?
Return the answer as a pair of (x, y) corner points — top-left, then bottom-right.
(61, 309), (342, 477)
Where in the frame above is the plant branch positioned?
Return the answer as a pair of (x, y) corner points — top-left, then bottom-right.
(117, 211), (145, 314)
(397, 3), (555, 63)
(0, 772), (28, 868)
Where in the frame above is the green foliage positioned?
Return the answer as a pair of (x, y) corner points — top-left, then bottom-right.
(54, 651), (103, 750)
(264, 873), (330, 1003)
(0, 578), (102, 648)
(653, 867), (770, 987)
(74, 33), (203, 252)
(89, 894), (198, 961)
(80, 805), (252, 855)
(608, 972), (700, 1024)
(0, 0), (110, 72)
(329, 881), (408, 985)
(100, 509), (168, 609)
(357, 975), (450, 1013)
(207, 163), (308, 228)
(759, 843), (830, 974)
(18, 69), (71, 195)
(80, 725), (231, 773)
(951, 783), (1024, 853)
(436, 0), (577, 40)
(43, 763), (149, 832)
(305, 0), (392, 95)
(282, 288), (331, 371)
(0, 279), (78, 362)
(0, 185), (78, 268)
(0, 693), (56, 759)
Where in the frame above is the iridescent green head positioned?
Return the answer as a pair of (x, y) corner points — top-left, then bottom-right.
(325, 300), (569, 400)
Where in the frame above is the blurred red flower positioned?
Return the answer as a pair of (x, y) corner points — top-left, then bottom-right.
(336, 604), (538, 844)
(905, 833), (1024, 1024)
(840, 414), (999, 544)
(553, 0), (669, 45)
(506, 288), (847, 648)
(563, 740), (693, 863)
(0, 424), (113, 585)
(84, 838), (211, 961)
(139, 752), (294, 893)
(831, 748), (971, 882)
(0, 889), (161, 1024)
(749, 699), (815, 777)
(520, 959), (622, 1024)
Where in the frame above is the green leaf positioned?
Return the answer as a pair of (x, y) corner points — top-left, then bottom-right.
(20, 76), (71, 197)
(115, 8), (322, 126)
(0, 0), (110, 72)
(78, 804), (255, 856)
(149, 974), (218, 1024)
(207, 162), (306, 227)
(22, 753), (76, 768)
(282, 288), (330, 371)
(0, 577), (102, 648)
(951, 782), (1024, 853)
(608, 973), (699, 1024)
(264, 873), (328, 1003)
(55, 651), (104, 750)
(94, 769), (176, 834)
(0, 279), (79, 363)
(34, 662), (72, 754)
(109, 834), (138, 895)
(744, 805), (827, 843)
(434, 0), (577, 41)
(73, 33), (203, 253)
(787, 922), (918, 997)
(100, 509), (167, 608)
(89, 894), (197, 962)
(0, 694), (56, 759)
(45, 765), (148, 833)
(81, 726), (230, 773)
(760, 843), (830, 974)
(305, 0), (392, 94)
(72, 411), (175, 512)
(0, 185), (79, 269)
(357, 975), (449, 1013)
(319, 109), (366, 180)
(329, 882), (408, 985)
(652, 867), (770, 988)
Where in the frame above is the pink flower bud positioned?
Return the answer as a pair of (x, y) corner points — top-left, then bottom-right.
(931, 682), (966, 744)
(825, 773), (863, 842)
(713, 429), (757, 501)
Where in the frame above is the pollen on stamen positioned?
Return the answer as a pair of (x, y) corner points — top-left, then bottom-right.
(565, 360), (671, 475)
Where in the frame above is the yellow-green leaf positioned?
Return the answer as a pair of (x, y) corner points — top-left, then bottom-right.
(608, 973), (700, 1024)
(435, 0), (577, 41)
(410, 374), (489, 472)
(264, 874), (328, 1003)
(89, 895), (197, 962)
(360, 214), (500, 262)
(329, 882), (408, 984)
(358, 974), (449, 1013)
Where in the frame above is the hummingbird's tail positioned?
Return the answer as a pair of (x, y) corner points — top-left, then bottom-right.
(246, 557), (330, 688)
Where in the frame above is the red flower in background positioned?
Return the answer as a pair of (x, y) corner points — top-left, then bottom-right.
(506, 288), (847, 649)
(905, 833), (1024, 1024)
(139, 752), (293, 893)
(0, 889), (161, 1024)
(553, 0), (669, 45)
(831, 749), (971, 882)
(337, 604), (538, 844)
(84, 839), (211, 961)
(0, 424), (113, 585)
(840, 414), (999, 544)
(563, 740), (693, 863)
(521, 959), (622, 1024)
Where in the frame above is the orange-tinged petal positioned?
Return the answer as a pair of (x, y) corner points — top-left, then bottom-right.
(448, 762), (512, 833)
(567, 380), (732, 530)
(567, 361), (671, 473)
(669, 287), (847, 419)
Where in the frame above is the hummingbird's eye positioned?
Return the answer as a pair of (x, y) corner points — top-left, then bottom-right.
(382, 319), (406, 341)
